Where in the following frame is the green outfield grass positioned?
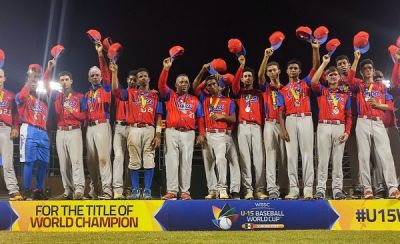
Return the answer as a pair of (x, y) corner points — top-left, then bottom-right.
(1, 231), (400, 244)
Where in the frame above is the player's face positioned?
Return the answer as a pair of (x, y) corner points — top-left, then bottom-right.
(241, 71), (254, 87)
(127, 75), (137, 88)
(206, 79), (219, 96)
(59, 75), (73, 89)
(361, 64), (374, 79)
(326, 71), (340, 86)
(336, 59), (350, 75)
(374, 71), (384, 82)
(137, 71), (150, 88)
(0, 69), (5, 87)
(175, 75), (190, 94)
(266, 65), (280, 81)
(286, 64), (301, 79)
(89, 72), (101, 85)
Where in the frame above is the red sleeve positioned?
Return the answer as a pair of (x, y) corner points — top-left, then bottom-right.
(346, 69), (358, 92)
(232, 66), (244, 95)
(99, 55), (110, 86)
(194, 81), (206, 97)
(344, 108), (352, 135)
(17, 85), (30, 103)
(158, 68), (170, 97)
(311, 81), (321, 94)
(11, 93), (19, 130)
(196, 117), (205, 136)
(386, 100), (394, 111)
(112, 87), (124, 99)
(391, 63), (400, 87)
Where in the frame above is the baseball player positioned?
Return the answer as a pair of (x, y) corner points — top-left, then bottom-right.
(16, 60), (55, 200)
(158, 57), (206, 200)
(52, 71), (87, 200)
(231, 55), (268, 200)
(335, 54), (364, 198)
(311, 55), (352, 200)
(193, 66), (241, 199)
(257, 48), (289, 200)
(0, 68), (23, 200)
(347, 50), (400, 199)
(110, 70), (138, 200)
(193, 72), (236, 199)
(85, 41), (113, 200)
(111, 64), (162, 200)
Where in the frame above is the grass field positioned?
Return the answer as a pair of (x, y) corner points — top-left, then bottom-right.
(1, 231), (400, 244)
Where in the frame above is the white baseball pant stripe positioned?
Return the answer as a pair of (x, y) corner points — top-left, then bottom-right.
(237, 123), (265, 193)
(86, 122), (112, 195)
(225, 132), (241, 193)
(202, 132), (228, 193)
(316, 123), (345, 196)
(164, 128), (195, 194)
(112, 124), (129, 195)
(356, 118), (399, 195)
(0, 125), (19, 194)
(285, 115), (314, 196)
(56, 128), (85, 195)
(264, 121), (288, 194)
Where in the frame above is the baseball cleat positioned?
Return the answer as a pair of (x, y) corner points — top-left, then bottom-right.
(9, 192), (24, 201)
(205, 191), (217, 200)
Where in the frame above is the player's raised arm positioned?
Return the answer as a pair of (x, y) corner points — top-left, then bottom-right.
(391, 50), (400, 87)
(95, 41), (111, 86)
(232, 55), (245, 95)
(311, 54), (330, 92)
(158, 57), (172, 98)
(258, 48), (274, 88)
(193, 63), (210, 92)
(311, 39), (321, 71)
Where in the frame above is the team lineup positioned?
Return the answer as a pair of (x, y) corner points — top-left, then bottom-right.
(1, 27), (400, 201)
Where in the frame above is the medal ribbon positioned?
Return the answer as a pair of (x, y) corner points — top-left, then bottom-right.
(140, 94), (147, 108)
(329, 91), (339, 107)
(245, 94), (251, 108)
(271, 91), (277, 107)
(209, 96), (220, 113)
(290, 82), (300, 100)
(366, 83), (373, 97)
(0, 90), (4, 102)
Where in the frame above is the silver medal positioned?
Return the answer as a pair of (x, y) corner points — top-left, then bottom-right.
(245, 106), (251, 112)
(333, 106), (339, 115)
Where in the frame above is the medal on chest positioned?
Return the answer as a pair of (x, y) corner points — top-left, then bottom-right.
(209, 96), (220, 117)
(140, 93), (147, 113)
(329, 91), (340, 115)
(365, 83), (373, 101)
(290, 82), (301, 107)
(245, 94), (251, 112)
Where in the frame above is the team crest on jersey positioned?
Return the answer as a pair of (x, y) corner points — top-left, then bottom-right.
(133, 97), (154, 105)
(327, 95), (344, 104)
(363, 90), (381, 98)
(0, 101), (8, 107)
(30, 104), (45, 113)
(210, 105), (225, 112)
(178, 103), (193, 111)
(242, 95), (259, 102)
(64, 100), (77, 107)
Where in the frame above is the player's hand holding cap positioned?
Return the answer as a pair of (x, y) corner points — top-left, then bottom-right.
(86, 29), (102, 43)
(269, 31), (285, 50)
(313, 26), (329, 45)
(296, 26), (313, 42)
(50, 44), (65, 60)
(326, 38), (341, 57)
(228, 38), (246, 56)
(107, 43), (123, 63)
(388, 45), (399, 63)
(353, 31), (370, 54)
(169, 45), (185, 61)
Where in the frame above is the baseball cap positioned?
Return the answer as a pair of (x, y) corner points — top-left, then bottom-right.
(209, 58), (227, 75)
(388, 45), (399, 63)
(28, 64), (43, 74)
(353, 31), (370, 54)
(107, 43), (123, 63)
(269, 31), (285, 50)
(169, 45), (185, 60)
(228, 38), (246, 56)
(0, 49), (5, 68)
(50, 44), (65, 59)
(296, 26), (313, 42)
(313, 26), (329, 44)
(102, 37), (113, 51)
(86, 29), (102, 43)
(326, 38), (341, 57)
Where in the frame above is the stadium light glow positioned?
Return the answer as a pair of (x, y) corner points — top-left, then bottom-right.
(382, 79), (391, 88)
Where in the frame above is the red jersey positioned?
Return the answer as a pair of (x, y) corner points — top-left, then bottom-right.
(115, 97), (127, 121)
(0, 89), (18, 127)
(114, 88), (163, 126)
(199, 93), (235, 130)
(16, 86), (48, 130)
(158, 68), (205, 131)
(262, 83), (284, 120)
(312, 82), (352, 134)
(348, 70), (393, 118)
(53, 91), (87, 127)
(85, 85), (111, 122)
(279, 79), (312, 115)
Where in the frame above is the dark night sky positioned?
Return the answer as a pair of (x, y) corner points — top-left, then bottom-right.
(1, 0), (400, 93)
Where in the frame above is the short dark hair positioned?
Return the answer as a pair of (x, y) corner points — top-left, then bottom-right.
(243, 67), (255, 76)
(266, 61), (280, 69)
(287, 59), (302, 69)
(325, 66), (339, 75)
(205, 75), (218, 85)
(58, 71), (73, 79)
(360, 59), (374, 69)
(135, 67), (149, 75)
(128, 69), (138, 76)
(335, 55), (350, 64)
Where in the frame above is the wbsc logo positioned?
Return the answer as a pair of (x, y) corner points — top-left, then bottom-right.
(211, 203), (239, 230)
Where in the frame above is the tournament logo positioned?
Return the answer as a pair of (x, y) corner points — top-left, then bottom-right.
(211, 203), (239, 230)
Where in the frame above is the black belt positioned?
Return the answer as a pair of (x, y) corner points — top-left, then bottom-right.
(115, 121), (128, 126)
(88, 119), (108, 126)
